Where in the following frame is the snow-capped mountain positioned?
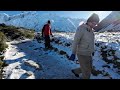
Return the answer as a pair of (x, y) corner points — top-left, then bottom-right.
(99, 19), (120, 32)
(95, 11), (120, 32)
(0, 11), (85, 32)
(0, 13), (10, 23)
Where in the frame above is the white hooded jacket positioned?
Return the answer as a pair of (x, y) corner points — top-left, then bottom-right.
(72, 24), (95, 56)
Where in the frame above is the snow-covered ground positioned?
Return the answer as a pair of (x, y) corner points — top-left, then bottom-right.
(2, 32), (120, 79)
(2, 39), (79, 79)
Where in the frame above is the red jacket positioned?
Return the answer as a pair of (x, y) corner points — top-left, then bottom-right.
(42, 24), (52, 36)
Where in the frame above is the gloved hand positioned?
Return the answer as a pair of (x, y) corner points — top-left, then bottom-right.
(69, 54), (75, 61)
(92, 52), (94, 56)
(51, 35), (54, 37)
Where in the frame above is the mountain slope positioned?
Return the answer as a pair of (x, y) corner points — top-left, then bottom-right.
(2, 32), (120, 79)
(95, 11), (120, 32)
(0, 12), (85, 32)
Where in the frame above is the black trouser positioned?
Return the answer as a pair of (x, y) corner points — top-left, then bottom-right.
(44, 35), (50, 48)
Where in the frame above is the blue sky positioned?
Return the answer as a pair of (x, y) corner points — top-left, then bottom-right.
(0, 11), (112, 21)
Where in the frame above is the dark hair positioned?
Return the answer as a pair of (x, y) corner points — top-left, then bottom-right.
(87, 13), (100, 23)
(47, 20), (51, 24)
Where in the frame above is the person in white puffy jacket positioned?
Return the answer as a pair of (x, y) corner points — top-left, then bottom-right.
(69, 13), (100, 79)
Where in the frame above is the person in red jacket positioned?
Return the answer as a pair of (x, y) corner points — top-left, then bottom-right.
(42, 20), (53, 49)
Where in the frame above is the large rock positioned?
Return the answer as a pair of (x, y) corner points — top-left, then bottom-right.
(24, 60), (42, 70)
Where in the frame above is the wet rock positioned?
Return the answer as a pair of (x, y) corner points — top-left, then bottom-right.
(59, 50), (66, 55)
(91, 68), (102, 76)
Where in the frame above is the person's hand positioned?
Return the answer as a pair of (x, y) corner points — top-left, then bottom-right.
(69, 54), (75, 61)
(92, 52), (94, 56)
(51, 35), (54, 37)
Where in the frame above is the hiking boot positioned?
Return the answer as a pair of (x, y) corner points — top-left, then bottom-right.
(71, 70), (79, 77)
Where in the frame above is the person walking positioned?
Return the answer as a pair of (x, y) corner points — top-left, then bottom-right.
(42, 20), (53, 49)
(69, 13), (100, 79)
